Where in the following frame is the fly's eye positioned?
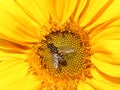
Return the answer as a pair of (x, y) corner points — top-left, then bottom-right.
(47, 43), (58, 53)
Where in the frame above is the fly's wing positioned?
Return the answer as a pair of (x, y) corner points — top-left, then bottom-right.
(64, 49), (74, 53)
(52, 52), (67, 68)
(52, 53), (59, 68)
(59, 47), (75, 54)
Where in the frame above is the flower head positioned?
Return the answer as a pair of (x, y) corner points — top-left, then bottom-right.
(0, 0), (120, 90)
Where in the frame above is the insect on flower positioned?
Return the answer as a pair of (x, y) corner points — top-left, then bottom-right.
(47, 43), (66, 68)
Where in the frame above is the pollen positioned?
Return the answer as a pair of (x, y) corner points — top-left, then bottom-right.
(28, 21), (92, 89)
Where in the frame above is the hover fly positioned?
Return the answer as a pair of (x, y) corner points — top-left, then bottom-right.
(47, 43), (67, 68)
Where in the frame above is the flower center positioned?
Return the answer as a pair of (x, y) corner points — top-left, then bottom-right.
(28, 22), (92, 82)
(40, 31), (89, 76)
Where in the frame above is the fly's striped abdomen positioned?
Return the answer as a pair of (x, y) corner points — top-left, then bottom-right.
(47, 43), (67, 68)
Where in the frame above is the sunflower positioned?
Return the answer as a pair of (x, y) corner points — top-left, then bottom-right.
(0, 0), (120, 90)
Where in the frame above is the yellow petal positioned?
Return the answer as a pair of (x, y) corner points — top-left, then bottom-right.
(78, 0), (109, 25)
(0, 59), (40, 90)
(9, 75), (40, 90)
(0, 52), (27, 62)
(45, 0), (77, 23)
(61, 0), (77, 23)
(0, 38), (31, 50)
(77, 81), (94, 90)
(87, 78), (120, 90)
(90, 26), (120, 45)
(92, 39), (120, 55)
(91, 28), (120, 64)
(92, 53), (120, 65)
(14, 0), (49, 25)
(79, 0), (120, 30)
(0, 38), (30, 61)
(91, 68), (120, 85)
(0, 0), (45, 42)
(72, 0), (87, 22)
(91, 56), (120, 77)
